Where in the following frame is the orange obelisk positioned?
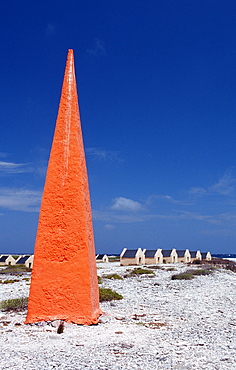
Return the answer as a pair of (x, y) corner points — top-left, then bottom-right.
(26, 49), (102, 325)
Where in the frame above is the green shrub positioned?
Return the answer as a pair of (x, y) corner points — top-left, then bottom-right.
(192, 259), (202, 265)
(166, 268), (176, 271)
(97, 276), (102, 284)
(2, 279), (20, 284)
(0, 265), (31, 275)
(103, 273), (123, 280)
(99, 288), (123, 302)
(0, 297), (28, 312)
(191, 269), (212, 276)
(171, 272), (194, 280)
(147, 265), (164, 270)
(129, 268), (154, 275)
(171, 268), (214, 280)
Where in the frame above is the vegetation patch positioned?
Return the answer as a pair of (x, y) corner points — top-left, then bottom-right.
(97, 276), (102, 284)
(0, 265), (31, 275)
(166, 268), (176, 271)
(2, 279), (20, 284)
(99, 288), (123, 302)
(171, 272), (194, 280)
(102, 273), (123, 280)
(204, 258), (236, 273)
(0, 297), (28, 312)
(192, 258), (236, 273)
(125, 268), (155, 277)
(171, 268), (214, 280)
(146, 265), (164, 270)
(191, 269), (213, 276)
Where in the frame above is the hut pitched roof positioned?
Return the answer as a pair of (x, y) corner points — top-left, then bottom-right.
(190, 251), (197, 258)
(144, 250), (157, 258)
(16, 256), (31, 264)
(176, 250), (186, 257)
(0, 255), (8, 262)
(122, 249), (138, 258)
(161, 250), (172, 257)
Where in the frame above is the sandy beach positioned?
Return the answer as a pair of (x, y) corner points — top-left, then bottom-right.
(0, 262), (235, 370)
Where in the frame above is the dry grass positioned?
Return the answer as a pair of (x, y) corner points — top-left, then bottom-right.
(0, 297), (28, 312)
(102, 273), (123, 280)
(171, 268), (214, 280)
(124, 268), (155, 277)
(0, 265), (31, 275)
(1, 279), (20, 284)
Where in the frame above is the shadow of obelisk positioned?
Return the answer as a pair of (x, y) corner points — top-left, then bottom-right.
(25, 49), (102, 325)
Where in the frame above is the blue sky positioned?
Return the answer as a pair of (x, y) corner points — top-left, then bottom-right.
(1, 0), (236, 254)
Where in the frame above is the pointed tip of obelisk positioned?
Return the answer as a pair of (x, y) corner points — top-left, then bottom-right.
(64, 50), (75, 87)
(67, 49), (74, 58)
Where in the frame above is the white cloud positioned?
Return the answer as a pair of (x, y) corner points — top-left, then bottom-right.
(189, 187), (207, 196)
(86, 148), (122, 162)
(87, 39), (106, 56)
(0, 188), (42, 212)
(147, 194), (191, 206)
(111, 197), (144, 212)
(0, 161), (32, 174)
(93, 209), (174, 223)
(174, 210), (220, 224)
(104, 224), (116, 230)
(209, 172), (236, 195)
(202, 229), (234, 236)
(187, 170), (236, 198)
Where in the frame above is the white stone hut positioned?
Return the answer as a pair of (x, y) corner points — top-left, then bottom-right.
(201, 252), (212, 261)
(161, 249), (178, 263)
(96, 254), (109, 263)
(190, 250), (202, 263)
(176, 249), (191, 263)
(143, 249), (162, 264)
(0, 255), (16, 266)
(16, 255), (34, 268)
(120, 248), (145, 266)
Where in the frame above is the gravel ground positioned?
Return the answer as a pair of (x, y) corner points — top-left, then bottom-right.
(0, 262), (235, 370)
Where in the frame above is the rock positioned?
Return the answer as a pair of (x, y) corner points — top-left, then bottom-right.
(50, 320), (61, 328)
(115, 315), (126, 320)
(98, 316), (111, 324)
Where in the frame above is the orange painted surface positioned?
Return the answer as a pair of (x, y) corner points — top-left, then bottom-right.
(25, 50), (102, 325)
